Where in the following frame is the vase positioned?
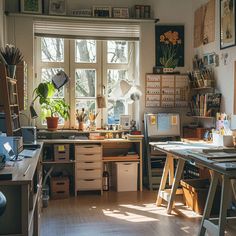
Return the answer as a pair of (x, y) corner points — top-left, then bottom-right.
(6, 64), (16, 78)
(163, 68), (174, 73)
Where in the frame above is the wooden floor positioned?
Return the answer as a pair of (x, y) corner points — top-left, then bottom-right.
(41, 190), (236, 236)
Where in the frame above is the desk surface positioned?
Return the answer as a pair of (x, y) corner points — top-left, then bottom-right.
(0, 142), (43, 184)
(150, 141), (236, 175)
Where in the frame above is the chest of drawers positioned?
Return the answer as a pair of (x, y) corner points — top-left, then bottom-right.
(75, 144), (102, 194)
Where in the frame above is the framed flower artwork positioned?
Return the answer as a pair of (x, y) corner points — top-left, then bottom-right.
(220, 0), (236, 49)
(155, 25), (184, 69)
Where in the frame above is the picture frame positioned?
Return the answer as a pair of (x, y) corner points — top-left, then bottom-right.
(155, 25), (184, 68)
(93, 6), (111, 18)
(49, 0), (67, 15)
(120, 115), (131, 130)
(112, 7), (129, 18)
(71, 9), (92, 17)
(220, 0), (236, 49)
(20, 0), (42, 14)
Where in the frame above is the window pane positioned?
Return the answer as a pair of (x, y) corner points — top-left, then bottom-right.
(107, 41), (128, 63)
(107, 100), (125, 125)
(75, 69), (96, 98)
(75, 40), (96, 63)
(107, 69), (128, 98)
(41, 68), (64, 98)
(41, 38), (64, 62)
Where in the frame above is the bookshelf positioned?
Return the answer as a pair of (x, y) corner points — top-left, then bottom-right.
(145, 74), (189, 108)
(0, 64), (21, 135)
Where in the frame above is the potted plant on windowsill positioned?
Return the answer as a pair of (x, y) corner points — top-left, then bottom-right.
(33, 82), (70, 131)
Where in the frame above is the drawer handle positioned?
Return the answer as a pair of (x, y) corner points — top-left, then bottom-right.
(84, 146), (94, 149)
(84, 169), (94, 171)
(84, 161), (93, 163)
(84, 179), (95, 181)
(84, 154), (94, 156)
(56, 182), (66, 185)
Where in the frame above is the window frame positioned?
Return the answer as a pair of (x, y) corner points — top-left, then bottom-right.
(34, 37), (135, 129)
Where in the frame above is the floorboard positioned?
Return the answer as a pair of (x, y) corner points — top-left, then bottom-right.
(41, 190), (236, 236)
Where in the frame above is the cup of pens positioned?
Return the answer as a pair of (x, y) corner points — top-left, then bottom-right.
(76, 108), (87, 131)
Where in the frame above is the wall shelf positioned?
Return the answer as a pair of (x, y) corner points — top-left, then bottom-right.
(6, 12), (157, 23)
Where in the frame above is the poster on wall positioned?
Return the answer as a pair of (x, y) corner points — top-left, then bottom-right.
(155, 25), (184, 68)
(220, 0), (236, 49)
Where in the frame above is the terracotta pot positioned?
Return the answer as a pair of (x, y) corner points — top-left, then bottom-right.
(46, 117), (59, 131)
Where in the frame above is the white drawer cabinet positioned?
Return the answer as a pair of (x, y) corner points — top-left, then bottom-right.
(75, 144), (102, 194)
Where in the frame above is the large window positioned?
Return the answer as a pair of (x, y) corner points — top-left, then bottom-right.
(35, 37), (135, 128)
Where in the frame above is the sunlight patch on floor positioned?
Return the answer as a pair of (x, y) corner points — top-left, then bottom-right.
(102, 208), (159, 222)
(119, 203), (176, 217)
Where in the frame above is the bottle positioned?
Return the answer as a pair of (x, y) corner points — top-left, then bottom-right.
(103, 164), (109, 191)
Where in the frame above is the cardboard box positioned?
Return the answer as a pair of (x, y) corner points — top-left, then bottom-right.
(50, 177), (69, 199)
(181, 178), (220, 215)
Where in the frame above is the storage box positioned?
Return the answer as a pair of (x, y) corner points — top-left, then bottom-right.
(212, 133), (234, 147)
(50, 177), (70, 199)
(181, 178), (220, 215)
(115, 162), (138, 192)
(54, 144), (70, 162)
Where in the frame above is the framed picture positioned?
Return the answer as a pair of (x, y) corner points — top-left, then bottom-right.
(93, 6), (111, 18)
(155, 25), (184, 68)
(220, 0), (236, 49)
(71, 9), (92, 17)
(112, 7), (129, 18)
(49, 0), (67, 15)
(120, 115), (131, 130)
(20, 0), (42, 14)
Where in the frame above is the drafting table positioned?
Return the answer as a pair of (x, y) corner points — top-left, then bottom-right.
(150, 141), (236, 236)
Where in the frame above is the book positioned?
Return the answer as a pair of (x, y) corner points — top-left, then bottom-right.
(205, 93), (221, 117)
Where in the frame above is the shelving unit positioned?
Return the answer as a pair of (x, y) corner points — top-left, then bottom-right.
(0, 64), (21, 136)
(0, 144), (43, 236)
(145, 73), (189, 108)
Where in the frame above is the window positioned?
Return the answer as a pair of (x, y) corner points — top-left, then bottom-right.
(35, 37), (136, 128)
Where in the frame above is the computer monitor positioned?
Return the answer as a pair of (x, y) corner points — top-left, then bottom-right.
(144, 113), (180, 137)
(3, 142), (23, 161)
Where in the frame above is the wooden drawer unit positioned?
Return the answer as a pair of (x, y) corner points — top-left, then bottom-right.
(76, 161), (102, 169)
(75, 144), (102, 193)
(50, 177), (70, 199)
(76, 179), (102, 190)
(75, 144), (102, 154)
(77, 169), (102, 179)
(54, 144), (70, 162)
(75, 153), (101, 161)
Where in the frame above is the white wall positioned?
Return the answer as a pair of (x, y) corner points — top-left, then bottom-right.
(193, 0), (235, 115)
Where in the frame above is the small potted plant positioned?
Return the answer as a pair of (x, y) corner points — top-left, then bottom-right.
(33, 82), (70, 130)
(0, 44), (23, 78)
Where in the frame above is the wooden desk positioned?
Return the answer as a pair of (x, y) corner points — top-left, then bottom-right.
(42, 138), (143, 192)
(150, 141), (236, 236)
(0, 142), (43, 236)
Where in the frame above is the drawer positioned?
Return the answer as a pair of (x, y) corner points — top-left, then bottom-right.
(77, 169), (102, 179)
(76, 161), (102, 169)
(76, 179), (102, 190)
(75, 144), (102, 154)
(75, 153), (101, 161)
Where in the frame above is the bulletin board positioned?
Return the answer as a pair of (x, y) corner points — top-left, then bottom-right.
(194, 0), (215, 48)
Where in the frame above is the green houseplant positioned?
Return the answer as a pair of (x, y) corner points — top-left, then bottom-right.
(33, 82), (70, 130)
